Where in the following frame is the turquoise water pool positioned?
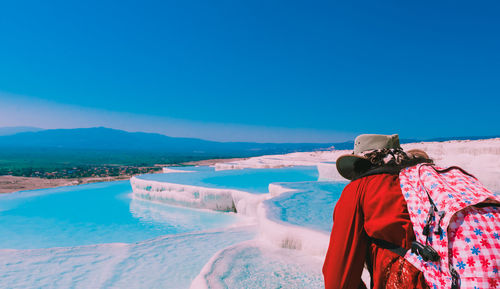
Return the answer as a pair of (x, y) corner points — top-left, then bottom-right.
(265, 181), (346, 232)
(0, 181), (237, 249)
(138, 166), (319, 194)
(0, 165), (334, 289)
(0, 166), (318, 250)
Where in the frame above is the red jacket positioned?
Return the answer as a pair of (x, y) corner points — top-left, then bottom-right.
(322, 173), (428, 289)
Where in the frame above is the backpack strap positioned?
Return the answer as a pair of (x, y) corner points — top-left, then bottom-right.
(431, 165), (477, 179)
(370, 237), (409, 258)
(371, 237), (445, 263)
(416, 165), (446, 241)
(474, 202), (500, 208)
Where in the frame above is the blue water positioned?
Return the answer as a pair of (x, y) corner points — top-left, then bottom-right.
(0, 166), (335, 289)
(0, 181), (237, 249)
(265, 181), (346, 232)
(138, 166), (319, 194)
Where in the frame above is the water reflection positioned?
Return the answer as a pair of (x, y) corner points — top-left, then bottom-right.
(129, 196), (237, 233)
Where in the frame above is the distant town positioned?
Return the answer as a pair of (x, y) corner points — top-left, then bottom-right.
(1, 165), (163, 179)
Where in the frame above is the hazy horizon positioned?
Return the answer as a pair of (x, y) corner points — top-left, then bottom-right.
(1, 125), (499, 145)
(1, 0), (499, 142)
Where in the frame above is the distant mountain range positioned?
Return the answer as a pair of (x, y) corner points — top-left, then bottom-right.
(0, 127), (341, 156)
(0, 126), (43, 136)
(0, 127), (498, 156)
(0, 127), (499, 172)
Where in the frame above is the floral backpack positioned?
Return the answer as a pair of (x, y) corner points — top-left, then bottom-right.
(398, 163), (500, 289)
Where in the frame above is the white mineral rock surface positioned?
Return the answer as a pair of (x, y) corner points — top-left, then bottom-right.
(131, 138), (500, 288)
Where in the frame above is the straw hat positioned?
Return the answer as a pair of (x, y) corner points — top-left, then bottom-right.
(336, 134), (401, 180)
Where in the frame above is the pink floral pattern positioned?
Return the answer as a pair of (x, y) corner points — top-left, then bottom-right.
(400, 164), (500, 289)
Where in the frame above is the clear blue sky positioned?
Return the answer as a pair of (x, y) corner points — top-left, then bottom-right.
(0, 0), (498, 142)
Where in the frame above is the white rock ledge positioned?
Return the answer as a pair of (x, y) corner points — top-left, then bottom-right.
(131, 175), (332, 261)
(130, 177), (267, 216)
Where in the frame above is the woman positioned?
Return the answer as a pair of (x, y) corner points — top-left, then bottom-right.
(323, 134), (431, 289)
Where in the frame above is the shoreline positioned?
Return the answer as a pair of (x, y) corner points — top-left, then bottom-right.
(0, 175), (133, 194)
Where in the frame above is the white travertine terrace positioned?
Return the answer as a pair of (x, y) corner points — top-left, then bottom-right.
(130, 177), (266, 216)
(214, 138), (500, 192)
(129, 138), (500, 288)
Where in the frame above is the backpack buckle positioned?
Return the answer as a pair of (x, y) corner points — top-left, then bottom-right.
(411, 241), (440, 262)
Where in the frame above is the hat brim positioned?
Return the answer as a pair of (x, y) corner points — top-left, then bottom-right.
(336, 154), (372, 180)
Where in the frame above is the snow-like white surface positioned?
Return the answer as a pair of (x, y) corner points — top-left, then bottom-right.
(0, 226), (257, 289)
(131, 177), (264, 215)
(401, 139), (500, 192)
(214, 151), (343, 171)
(219, 138), (500, 192)
(162, 167), (196, 173)
(191, 240), (325, 289)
